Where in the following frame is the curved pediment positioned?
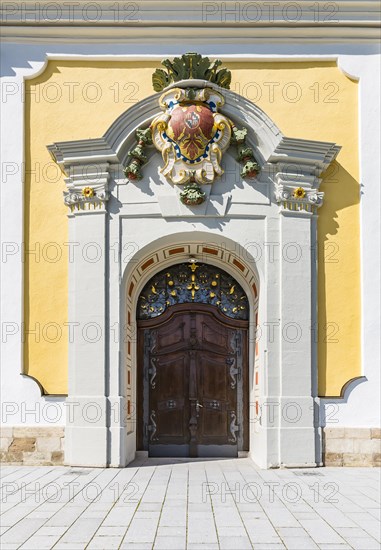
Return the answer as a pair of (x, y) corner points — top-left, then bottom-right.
(48, 53), (340, 217)
(103, 80), (283, 167)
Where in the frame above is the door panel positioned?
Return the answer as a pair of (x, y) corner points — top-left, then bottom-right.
(154, 320), (189, 353)
(138, 304), (248, 457)
(197, 350), (235, 445)
(199, 318), (232, 353)
(149, 352), (189, 446)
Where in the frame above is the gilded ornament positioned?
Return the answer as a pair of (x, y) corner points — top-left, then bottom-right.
(293, 187), (306, 199)
(82, 186), (95, 198)
(137, 263), (249, 320)
(151, 86), (231, 186)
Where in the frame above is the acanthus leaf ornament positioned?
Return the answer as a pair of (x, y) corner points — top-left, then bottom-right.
(152, 52), (232, 92)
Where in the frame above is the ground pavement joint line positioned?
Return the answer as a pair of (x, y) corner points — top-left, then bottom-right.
(0, 466), (24, 480)
(3, 468), (104, 547)
(118, 463), (158, 548)
(211, 460), (255, 548)
(6, 468), (108, 548)
(1, 467), (60, 513)
(0, 468), (72, 533)
(151, 466), (174, 548)
(186, 461), (219, 547)
(50, 468), (125, 548)
(226, 461), (314, 548)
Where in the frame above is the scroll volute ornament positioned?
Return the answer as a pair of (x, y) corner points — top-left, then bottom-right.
(150, 87), (232, 185)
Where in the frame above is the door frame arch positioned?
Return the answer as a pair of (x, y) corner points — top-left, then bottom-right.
(121, 235), (261, 464)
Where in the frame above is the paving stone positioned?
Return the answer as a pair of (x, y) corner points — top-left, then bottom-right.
(276, 527), (310, 538)
(19, 535), (61, 549)
(123, 517), (158, 543)
(56, 518), (103, 544)
(120, 543), (155, 549)
(0, 461), (379, 549)
(86, 536), (123, 549)
(34, 526), (68, 537)
(216, 525), (248, 537)
(335, 526), (374, 538)
(343, 537), (381, 549)
(0, 519), (44, 543)
(219, 535), (253, 549)
(187, 545), (219, 550)
(251, 544), (286, 549)
(95, 525), (127, 536)
(153, 536), (186, 549)
(54, 544), (88, 549)
(156, 525), (186, 537)
(279, 537), (319, 549)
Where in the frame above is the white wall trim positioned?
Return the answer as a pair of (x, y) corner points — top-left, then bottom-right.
(1, 45), (379, 441)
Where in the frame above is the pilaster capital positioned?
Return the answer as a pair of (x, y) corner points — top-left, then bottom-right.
(268, 138), (340, 215)
(273, 172), (324, 215)
(62, 163), (111, 211)
(48, 140), (116, 212)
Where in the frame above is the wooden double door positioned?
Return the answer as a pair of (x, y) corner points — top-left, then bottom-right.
(137, 304), (249, 457)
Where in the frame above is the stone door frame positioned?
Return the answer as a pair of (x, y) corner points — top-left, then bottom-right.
(48, 85), (340, 468)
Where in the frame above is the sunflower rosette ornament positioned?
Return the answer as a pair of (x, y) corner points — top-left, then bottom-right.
(82, 186), (95, 198)
(151, 86), (231, 185)
(293, 187), (306, 199)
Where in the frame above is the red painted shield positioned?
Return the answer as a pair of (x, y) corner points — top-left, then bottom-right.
(167, 104), (216, 161)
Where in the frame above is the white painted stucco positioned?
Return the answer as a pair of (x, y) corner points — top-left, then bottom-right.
(0, 11), (380, 466)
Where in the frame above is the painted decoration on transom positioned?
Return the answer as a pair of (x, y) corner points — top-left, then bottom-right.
(137, 261), (249, 320)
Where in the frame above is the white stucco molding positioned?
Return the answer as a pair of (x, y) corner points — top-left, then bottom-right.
(1, 1), (380, 43)
(270, 138), (341, 213)
(47, 142), (113, 210)
(48, 85), (340, 213)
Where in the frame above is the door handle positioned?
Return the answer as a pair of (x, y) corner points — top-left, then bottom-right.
(196, 401), (203, 410)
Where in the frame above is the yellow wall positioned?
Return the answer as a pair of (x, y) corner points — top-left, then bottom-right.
(25, 60), (360, 396)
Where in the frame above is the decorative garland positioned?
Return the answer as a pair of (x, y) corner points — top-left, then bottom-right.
(124, 127), (153, 181)
(230, 125), (260, 178)
(180, 183), (206, 205)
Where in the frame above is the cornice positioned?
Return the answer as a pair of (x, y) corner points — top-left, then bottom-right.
(1, 1), (380, 43)
(48, 81), (340, 216)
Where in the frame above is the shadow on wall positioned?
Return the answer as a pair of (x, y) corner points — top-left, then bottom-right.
(318, 160), (361, 397)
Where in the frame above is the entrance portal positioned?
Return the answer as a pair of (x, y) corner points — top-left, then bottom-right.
(136, 262), (249, 458)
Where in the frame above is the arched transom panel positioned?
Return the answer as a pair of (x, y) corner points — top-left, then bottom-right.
(137, 261), (249, 320)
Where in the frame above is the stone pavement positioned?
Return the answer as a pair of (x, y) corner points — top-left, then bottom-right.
(0, 458), (380, 550)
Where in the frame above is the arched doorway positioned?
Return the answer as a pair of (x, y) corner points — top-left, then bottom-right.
(136, 261), (250, 458)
